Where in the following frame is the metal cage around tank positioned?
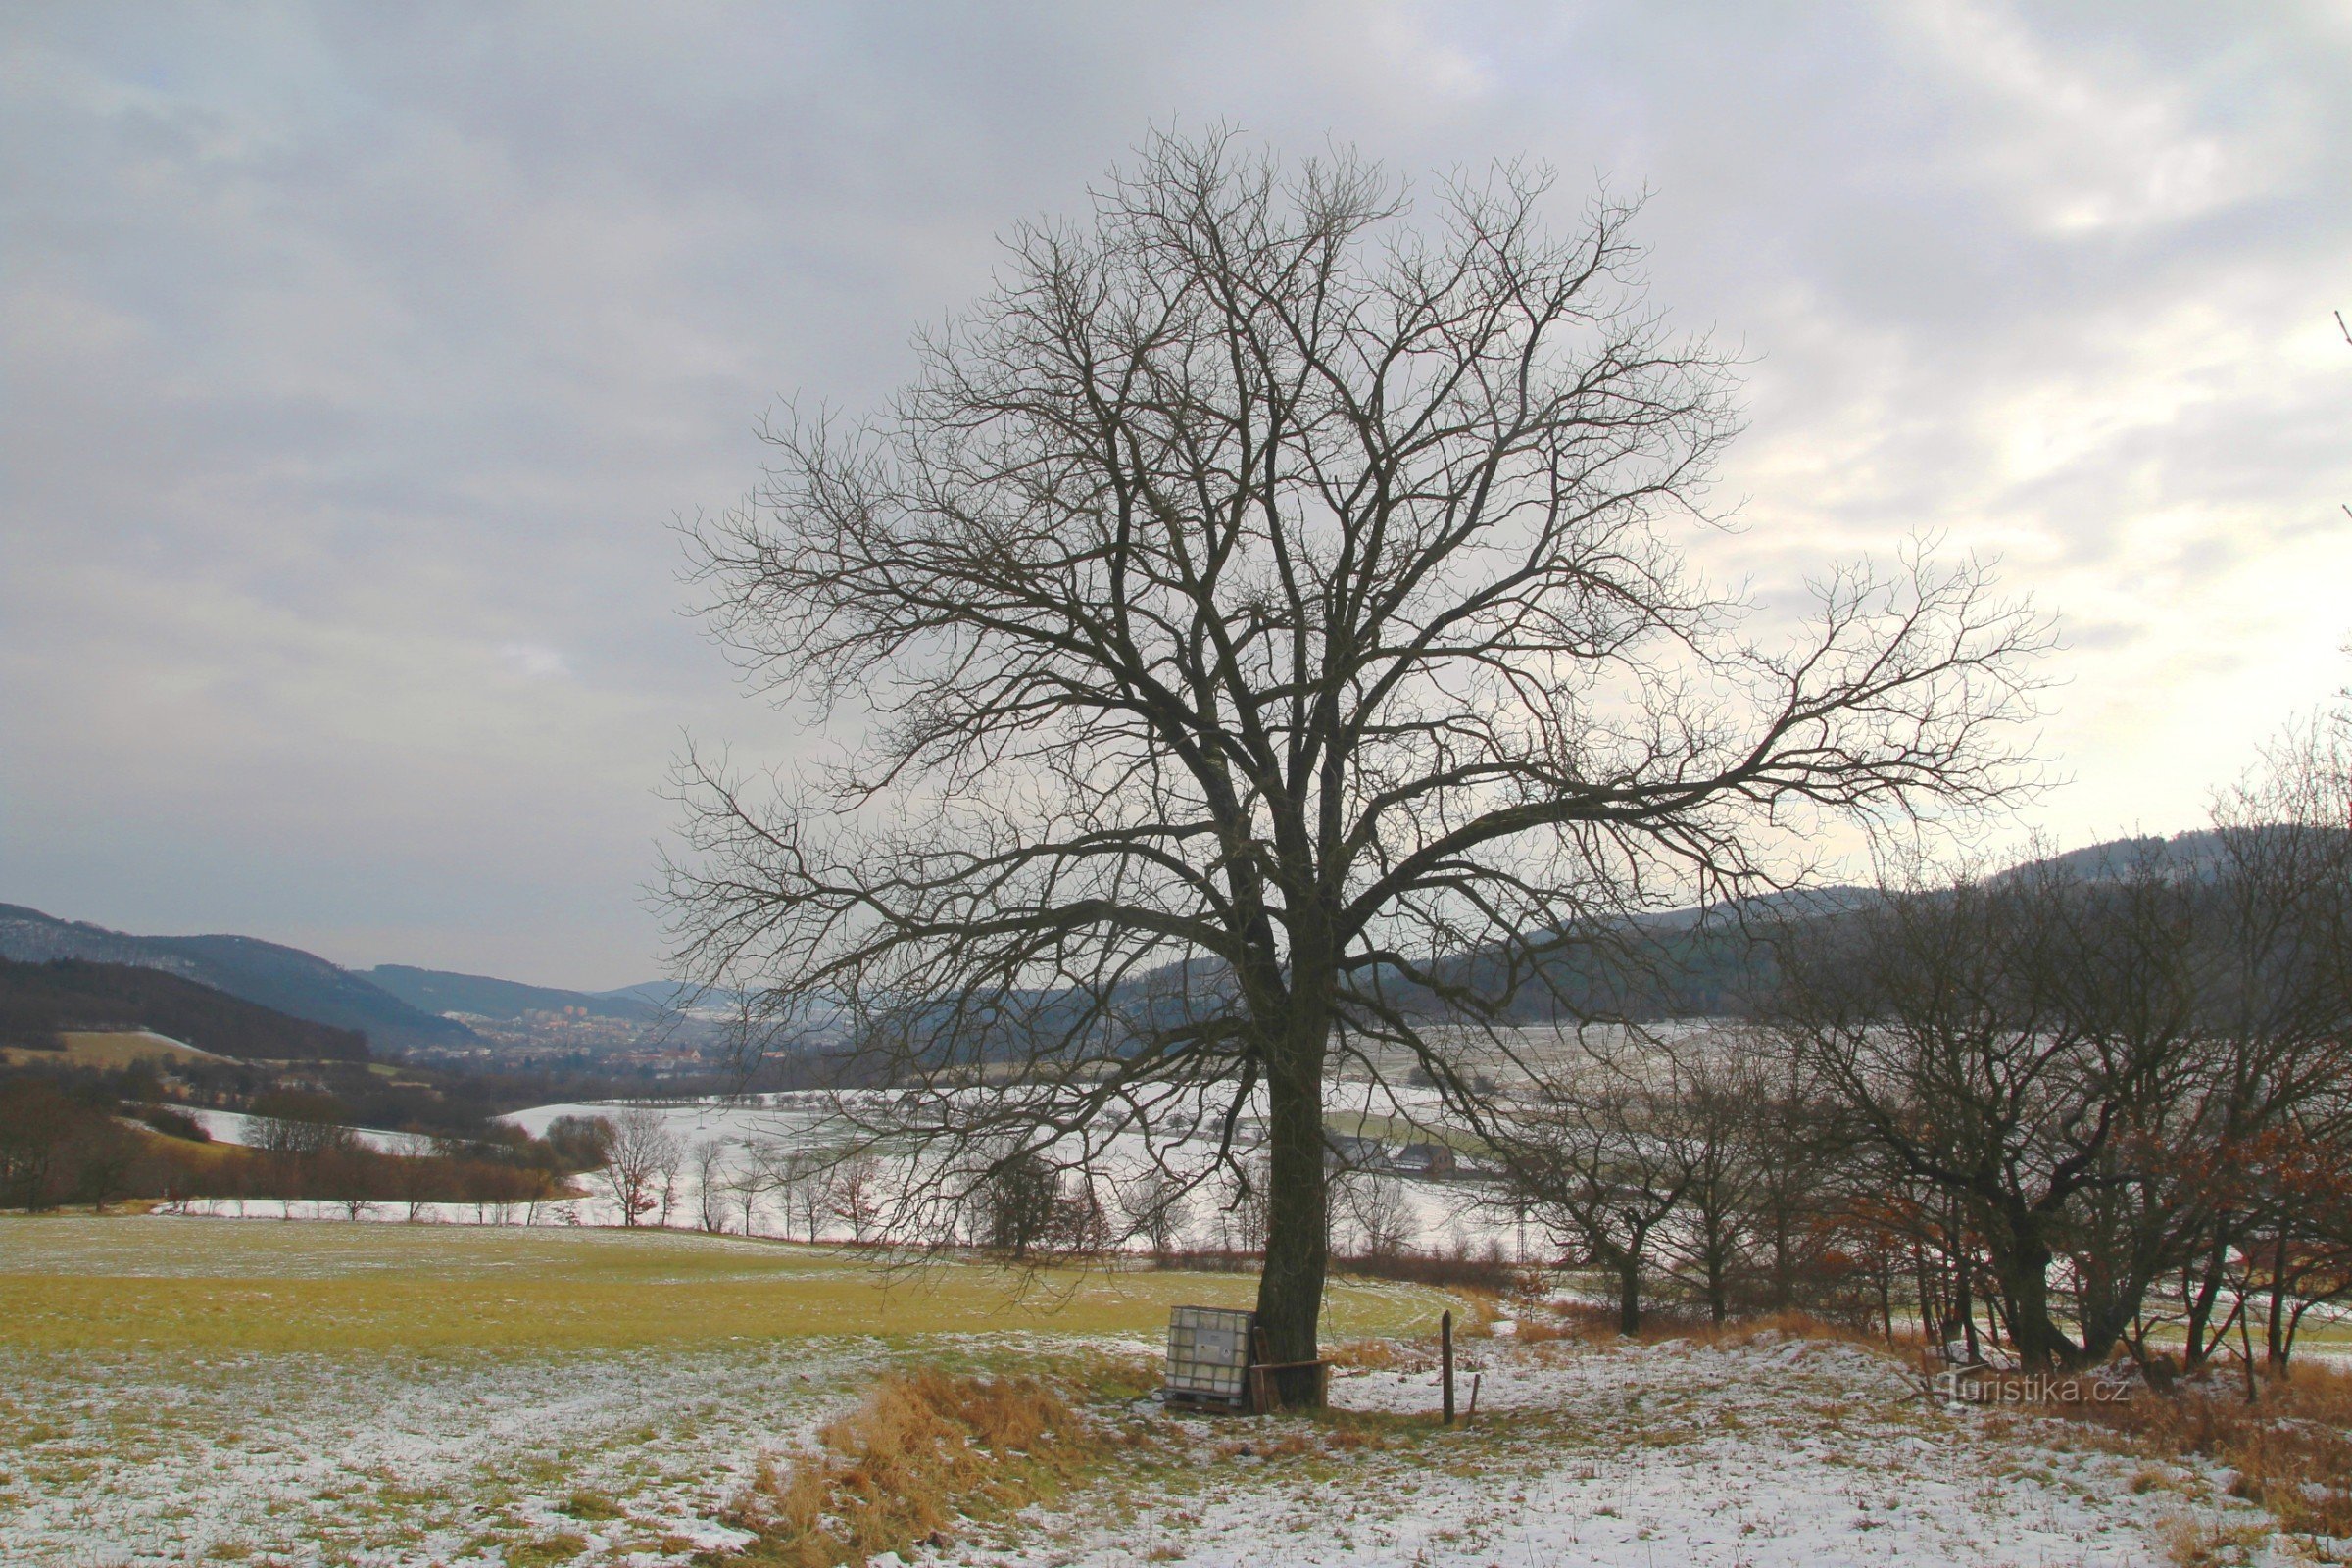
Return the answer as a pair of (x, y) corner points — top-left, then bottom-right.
(1163, 1304), (1254, 1409)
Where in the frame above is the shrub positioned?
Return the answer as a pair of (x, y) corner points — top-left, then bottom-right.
(134, 1104), (210, 1142)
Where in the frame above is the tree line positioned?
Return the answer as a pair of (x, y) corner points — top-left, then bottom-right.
(0, 1074), (611, 1216)
(1489, 723), (2352, 1374)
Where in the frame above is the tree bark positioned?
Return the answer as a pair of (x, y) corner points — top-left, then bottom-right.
(1618, 1245), (1643, 1336)
(1989, 1235), (2074, 1370)
(2267, 1230), (2290, 1371)
(1254, 1019), (1329, 1405)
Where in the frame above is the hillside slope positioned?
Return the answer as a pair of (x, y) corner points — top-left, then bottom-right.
(0, 957), (370, 1060)
(362, 964), (659, 1023)
(0, 905), (470, 1053)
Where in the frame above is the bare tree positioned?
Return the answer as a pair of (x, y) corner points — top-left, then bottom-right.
(784, 1148), (831, 1243)
(600, 1108), (681, 1229)
(977, 1145), (1063, 1258)
(1331, 1167), (1415, 1260)
(1117, 1167), (1193, 1263)
(1652, 1032), (1774, 1324)
(656, 1136), (686, 1229)
(388, 1136), (445, 1222)
(668, 131), (2047, 1400)
(827, 1153), (884, 1245)
(693, 1138), (733, 1233)
(1211, 1155), (1272, 1256)
(1493, 1033), (1713, 1334)
(731, 1138), (787, 1235)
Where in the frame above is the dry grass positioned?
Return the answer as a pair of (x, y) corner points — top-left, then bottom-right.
(2, 1031), (224, 1070)
(1536, 1303), (1905, 1354)
(2069, 1360), (2352, 1541)
(1324, 1337), (1408, 1370)
(727, 1370), (1102, 1566)
(2157, 1511), (2272, 1568)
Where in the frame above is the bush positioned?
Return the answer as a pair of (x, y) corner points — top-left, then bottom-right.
(133, 1104), (209, 1142)
(1331, 1247), (1532, 1296)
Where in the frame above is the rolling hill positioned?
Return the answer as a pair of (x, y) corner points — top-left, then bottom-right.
(0, 957), (371, 1061)
(0, 905), (471, 1054)
(361, 964), (661, 1023)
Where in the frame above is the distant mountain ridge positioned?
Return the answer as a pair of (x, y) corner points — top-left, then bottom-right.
(0, 830), (2256, 1054)
(0, 904), (471, 1054)
(362, 964), (661, 1023)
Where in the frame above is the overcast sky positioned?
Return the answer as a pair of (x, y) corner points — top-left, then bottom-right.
(3, 3), (2347, 990)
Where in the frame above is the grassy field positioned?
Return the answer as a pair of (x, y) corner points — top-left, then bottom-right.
(0, 1029), (223, 1070)
(0, 1215), (1470, 1567)
(0, 1215), (2281, 1568)
(0, 1215), (1460, 1353)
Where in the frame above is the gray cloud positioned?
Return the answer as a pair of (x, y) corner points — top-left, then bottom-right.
(3, 1), (2347, 986)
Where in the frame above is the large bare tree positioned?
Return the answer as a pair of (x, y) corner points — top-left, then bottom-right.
(668, 132), (2045, 1402)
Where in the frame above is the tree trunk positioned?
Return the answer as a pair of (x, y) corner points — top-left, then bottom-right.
(2183, 1245), (2228, 1369)
(1255, 1023), (1329, 1408)
(1989, 1237), (2074, 1370)
(1618, 1245), (1642, 1336)
(1769, 1203), (1793, 1311)
(1956, 1259), (1980, 1362)
(2267, 1231), (2290, 1371)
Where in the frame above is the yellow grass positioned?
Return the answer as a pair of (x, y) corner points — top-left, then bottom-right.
(0, 1216), (1459, 1353)
(2, 1030), (223, 1070)
(730, 1369), (1103, 1565)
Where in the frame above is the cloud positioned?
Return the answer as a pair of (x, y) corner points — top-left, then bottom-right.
(2, 1), (2347, 985)
(498, 643), (570, 682)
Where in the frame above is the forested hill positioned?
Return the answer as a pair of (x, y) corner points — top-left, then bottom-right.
(0, 904), (471, 1053)
(0, 957), (372, 1061)
(362, 964), (660, 1022)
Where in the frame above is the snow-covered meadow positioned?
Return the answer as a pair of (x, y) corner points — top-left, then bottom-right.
(2, 1249), (2279, 1568)
(1014, 1333), (2271, 1568)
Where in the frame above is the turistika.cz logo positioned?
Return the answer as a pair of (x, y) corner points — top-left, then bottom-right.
(1932, 1368), (2132, 1404)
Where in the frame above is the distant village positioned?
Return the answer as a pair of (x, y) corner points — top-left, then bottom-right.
(404, 1006), (717, 1076)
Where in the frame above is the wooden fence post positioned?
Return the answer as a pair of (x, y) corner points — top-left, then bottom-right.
(1442, 1309), (1455, 1425)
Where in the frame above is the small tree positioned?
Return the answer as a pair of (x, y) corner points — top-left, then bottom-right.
(782, 1148), (831, 1243)
(979, 1147), (1063, 1259)
(600, 1108), (682, 1228)
(545, 1114), (616, 1172)
(693, 1139), (733, 1233)
(1117, 1167), (1193, 1263)
(1331, 1168), (1415, 1260)
(71, 1117), (145, 1215)
(319, 1146), (380, 1221)
(827, 1153), (890, 1245)
(731, 1138), (787, 1235)
(1494, 1037), (1708, 1335)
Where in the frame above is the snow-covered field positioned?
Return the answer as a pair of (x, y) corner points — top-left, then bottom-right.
(3, 1307), (2275, 1567)
(183, 1090), (1514, 1252)
(185, 1104), (420, 1154)
(1006, 1333), (2268, 1568)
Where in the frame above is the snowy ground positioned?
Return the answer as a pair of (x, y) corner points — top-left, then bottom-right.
(4, 1311), (2278, 1567)
(1000, 1334), (2270, 1568)
(183, 1091), (1513, 1253)
(0, 1337), (838, 1563)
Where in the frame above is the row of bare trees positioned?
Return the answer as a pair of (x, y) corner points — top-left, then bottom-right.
(1492, 723), (2352, 1372)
